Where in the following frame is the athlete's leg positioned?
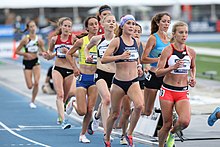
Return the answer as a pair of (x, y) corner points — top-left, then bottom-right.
(144, 88), (157, 116)
(126, 82), (143, 136)
(81, 85), (98, 135)
(66, 76), (76, 101)
(96, 79), (111, 133)
(32, 65), (40, 103)
(63, 74), (74, 103)
(158, 99), (174, 147)
(120, 95), (131, 136)
(105, 84), (125, 142)
(74, 87), (87, 115)
(52, 70), (65, 121)
(23, 69), (33, 89)
(171, 99), (191, 133)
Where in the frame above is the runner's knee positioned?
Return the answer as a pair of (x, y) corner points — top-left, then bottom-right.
(56, 92), (64, 100)
(162, 121), (172, 131)
(122, 109), (131, 118)
(77, 108), (87, 116)
(102, 97), (111, 106)
(134, 104), (143, 113)
(111, 111), (120, 121)
(33, 81), (39, 87)
(178, 118), (190, 129)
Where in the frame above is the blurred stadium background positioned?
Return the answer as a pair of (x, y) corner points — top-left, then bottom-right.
(1, 0), (220, 81)
(1, 0), (220, 40)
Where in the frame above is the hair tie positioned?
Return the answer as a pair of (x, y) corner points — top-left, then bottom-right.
(119, 15), (135, 27)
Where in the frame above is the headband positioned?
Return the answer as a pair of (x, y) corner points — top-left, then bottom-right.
(119, 15), (135, 27)
(99, 7), (111, 14)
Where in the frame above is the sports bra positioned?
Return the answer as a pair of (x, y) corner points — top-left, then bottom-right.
(97, 35), (113, 58)
(114, 37), (139, 63)
(167, 44), (191, 74)
(24, 35), (39, 53)
(54, 34), (73, 58)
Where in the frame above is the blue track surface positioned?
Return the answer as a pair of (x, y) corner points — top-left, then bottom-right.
(0, 85), (148, 147)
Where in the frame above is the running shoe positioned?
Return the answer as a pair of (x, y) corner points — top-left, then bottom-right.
(66, 96), (76, 115)
(87, 121), (94, 135)
(126, 135), (134, 147)
(91, 110), (100, 131)
(208, 107), (220, 126)
(61, 120), (71, 129)
(104, 140), (111, 147)
(166, 132), (175, 147)
(29, 102), (37, 109)
(120, 135), (128, 145)
(79, 134), (90, 143)
(57, 116), (62, 125)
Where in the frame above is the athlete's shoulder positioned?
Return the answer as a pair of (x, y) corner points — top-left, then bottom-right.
(162, 44), (172, 55)
(111, 37), (120, 44)
(51, 35), (58, 43)
(186, 45), (196, 56)
(91, 34), (102, 43)
(75, 37), (84, 47)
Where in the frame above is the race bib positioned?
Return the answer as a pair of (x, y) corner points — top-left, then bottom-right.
(28, 46), (38, 53)
(86, 52), (97, 64)
(129, 50), (139, 60)
(159, 89), (165, 97)
(144, 72), (152, 81)
(98, 47), (107, 58)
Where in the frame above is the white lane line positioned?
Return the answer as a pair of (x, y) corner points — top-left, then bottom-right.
(0, 122), (51, 147)
(0, 128), (21, 131)
(17, 125), (82, 130)
(18, 125), (61, 128)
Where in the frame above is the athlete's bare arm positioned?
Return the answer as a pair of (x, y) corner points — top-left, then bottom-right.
(66, 38), (83, 76)
(141, 35), (158, 64)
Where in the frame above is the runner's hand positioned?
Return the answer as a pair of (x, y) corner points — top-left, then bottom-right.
(189, 77), (196, 87)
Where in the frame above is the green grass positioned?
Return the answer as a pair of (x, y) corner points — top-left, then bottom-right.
(187, 42), (220, 49)
(196, 54), (220, 80)
(186, 42), (220, 81)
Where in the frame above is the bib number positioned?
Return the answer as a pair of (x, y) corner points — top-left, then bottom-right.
(145, 72), (152, 81)
(159, 89), (165, 97)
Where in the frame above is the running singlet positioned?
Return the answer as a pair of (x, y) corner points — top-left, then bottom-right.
(168, 44), (191, 74)
(97, 35), (113, 58)
(114, 37), (139, 63)
(79, 36), (97, 65)
(24, 35), (39, 53)
(54, 34), (73, 58)
(149, 33), (170, 67)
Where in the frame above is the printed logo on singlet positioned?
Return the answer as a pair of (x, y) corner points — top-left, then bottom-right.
(124, 46), (139, 61)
